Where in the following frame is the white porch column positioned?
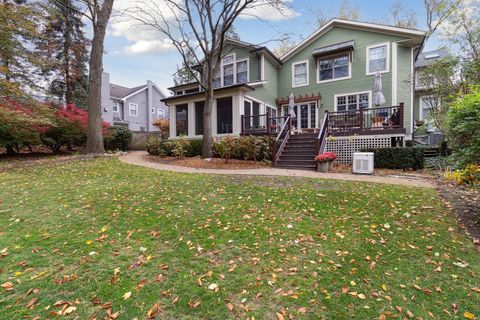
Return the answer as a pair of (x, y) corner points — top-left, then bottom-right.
(232, 94), (241, 135)
(187, 101), (195, 137)
(392, 42), (398, 106)
(169, 104), (176, 137)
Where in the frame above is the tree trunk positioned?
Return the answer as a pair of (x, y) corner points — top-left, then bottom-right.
(85, 0), (114, 155)
(202, 89), (214, 158)
(5, 144), (16, 155)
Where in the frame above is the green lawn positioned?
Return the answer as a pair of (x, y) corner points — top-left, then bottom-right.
(0, 158), (479, 319)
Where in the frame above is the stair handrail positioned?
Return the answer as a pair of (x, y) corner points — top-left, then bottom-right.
(316, 112), (329, 156)
(273, 116), (291, 165)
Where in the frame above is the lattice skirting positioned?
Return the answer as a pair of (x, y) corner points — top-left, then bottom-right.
(326, 135), (405, 164)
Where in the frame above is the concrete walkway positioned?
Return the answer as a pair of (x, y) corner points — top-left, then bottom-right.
(119, 151), (434, 188)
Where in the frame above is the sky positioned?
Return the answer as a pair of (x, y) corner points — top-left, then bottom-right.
(102, 0), (445, 94)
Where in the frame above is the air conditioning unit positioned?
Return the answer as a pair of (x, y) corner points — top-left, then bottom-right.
(352, 152), (374, 174)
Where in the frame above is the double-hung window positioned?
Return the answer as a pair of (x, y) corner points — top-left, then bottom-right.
(367, 43), (389, 74)
(335, 92), (370, 112)
(129, 103), (138, 116)
(318, 54), (350, 82)
(292, 61), (308, 87)
(112, 102), (119, 113)
(420, 96), (437, 120)
(222, 55), (235, 86)
(236, 60), (248, 83)
(213, 68), (221, 88)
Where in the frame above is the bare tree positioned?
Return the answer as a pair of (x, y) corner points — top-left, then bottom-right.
(126, 0), (288, 157)
(389, 1), (418, 29)
(338, 0), (359, 21)
(424, 0), (461, 42)
(54, 0), (115, 154)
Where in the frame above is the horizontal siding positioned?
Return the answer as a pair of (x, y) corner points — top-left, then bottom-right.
(278, 26), (409, 111)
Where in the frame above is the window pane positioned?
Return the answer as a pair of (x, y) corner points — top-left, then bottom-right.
(223, 64), (234, 86)
(294, 63), (307, 85)
(319, 59), (332, 69)
(310, 103), (316, 128)
(237, 60), (248, 83)
(320, 69), (333, 80)
(252, 101), (260, 127)
(176, 104), (188, 136)
(217, 97), (233, 134)
(369, 59), (386, 73)
(369, 45), (387, 73)
(359, 94), (369, 109)
(347, 95), (357, 110)
(223, 55), (234, 64)
(334, 65), (349, 78)
(334, 55), (348, 67)
(195, 101), (204, 135)
(213, 68), (221, 88)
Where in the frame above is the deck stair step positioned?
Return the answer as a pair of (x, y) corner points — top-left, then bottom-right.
(274, 133), (318, 171)
(424, 147), (440, 157)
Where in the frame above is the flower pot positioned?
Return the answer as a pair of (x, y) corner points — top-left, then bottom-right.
(317, 162), (329, 173)
(328, 161), (334, 171)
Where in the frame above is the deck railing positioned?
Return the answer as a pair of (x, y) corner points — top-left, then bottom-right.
(241, 114), (288, 135)
(327, 103), (404, 136)
(273, 116), (291, 165)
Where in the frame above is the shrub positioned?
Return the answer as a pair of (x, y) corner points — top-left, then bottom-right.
(170, 137), (190, 158)
(186, 139), (203, 157)
(213, 136), (238, 163)
(105, 126), (132, 151)
(213, 135), (273, 162)
(0, 98), (54, 154)
(361, 147), (425, 170)
(444, 164), (480, 185)
(146, 135), (162, 155)
(445, 87), (480, 168)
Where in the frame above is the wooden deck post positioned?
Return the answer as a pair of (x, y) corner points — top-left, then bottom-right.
(359, 108), (364, 131)
(399, 102), (404, 128)
(241, 115), (245, 135)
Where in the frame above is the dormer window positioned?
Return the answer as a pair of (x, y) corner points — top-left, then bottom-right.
(213, 53), (249, 88)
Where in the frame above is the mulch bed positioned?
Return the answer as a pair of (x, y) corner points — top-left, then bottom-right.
(142, 155), (269, 170)
(330, 163), (435, 179)
(436, 182), (480, 249)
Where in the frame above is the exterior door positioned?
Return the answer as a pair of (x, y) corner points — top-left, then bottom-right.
(284, 102), (317, 129)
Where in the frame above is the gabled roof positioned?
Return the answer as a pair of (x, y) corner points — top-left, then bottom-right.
(415, 48), (450, 68)
(280, 18), (426, 62)
(110, 82), (166, 101)
(110, 84), (147, 99)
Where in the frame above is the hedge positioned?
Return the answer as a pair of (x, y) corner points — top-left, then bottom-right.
(146, 136), (203, 157)
(360, 147), (425, 170)
(104, 126), (132, 151)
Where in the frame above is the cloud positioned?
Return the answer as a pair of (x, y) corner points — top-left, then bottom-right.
(240, 0), (300, 21)
(109, 0), (177, 55)
(108, 0), (301, 55)
(124, 39), (173, 55)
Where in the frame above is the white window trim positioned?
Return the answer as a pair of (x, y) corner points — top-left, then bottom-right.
(129, 103), (138, 117)
(316, 52), (352, 84)
(292, 60), (309, 88)
(334, 91), (372, 111)
(236, 58), (249, 84)
(112, 102), (119, 113)
(419, 95), (439, 120)
(280, 101), (318, 128)
(366, 42), (390, 76)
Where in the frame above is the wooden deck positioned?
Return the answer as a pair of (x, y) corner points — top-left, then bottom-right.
(241, 104), (405, 137)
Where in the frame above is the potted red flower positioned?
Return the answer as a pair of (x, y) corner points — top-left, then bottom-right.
(314, 152), (337, 172)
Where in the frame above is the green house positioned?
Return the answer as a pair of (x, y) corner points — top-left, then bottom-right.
(163, 19), (432, 168)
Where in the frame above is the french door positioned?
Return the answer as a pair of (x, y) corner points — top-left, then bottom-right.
(283, 102), (317, 129)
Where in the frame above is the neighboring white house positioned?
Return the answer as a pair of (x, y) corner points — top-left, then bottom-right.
(101, 72), (168, 132)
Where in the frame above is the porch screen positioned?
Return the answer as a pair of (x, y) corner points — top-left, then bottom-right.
(217, 97), (233, 134)
(176, 104), (188, 136)
(195, 101), (204, 135)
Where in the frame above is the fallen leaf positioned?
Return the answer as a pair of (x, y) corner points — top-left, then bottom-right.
(1, 282), (13, 291)
(122, 292), (131, 300)
(146, 303), (161, 318)
(276, 312), (285, 320)
(463, 312), (475, 319)
(227, 303), (234, 311)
